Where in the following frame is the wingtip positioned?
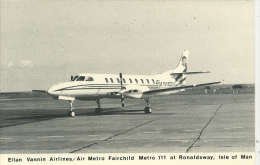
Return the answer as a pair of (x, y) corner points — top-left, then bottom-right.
(32, 90), (47, 93)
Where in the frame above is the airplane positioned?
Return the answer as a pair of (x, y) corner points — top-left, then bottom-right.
(34, 50), (220, 117)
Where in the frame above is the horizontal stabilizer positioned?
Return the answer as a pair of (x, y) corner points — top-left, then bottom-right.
(143, 81), (220, 95)
(170, 71), (210, 75)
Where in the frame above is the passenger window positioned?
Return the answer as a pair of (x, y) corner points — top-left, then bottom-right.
(105, 78), (108, 83)
(146, 79), (150, 84)
(135, 79), (138, 83)
(110, 78), (114, 83)
(129, 78), (132, 83)
(152, 79), (155, 84)
(141, 79), (144, 84)
(116, 78), (120, 83)
(123, 78), (126, 83)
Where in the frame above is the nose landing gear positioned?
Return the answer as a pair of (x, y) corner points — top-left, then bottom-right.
(144, 97), (153, 114)
(68, 100), (75, 117)
(95, 99), (103, 114)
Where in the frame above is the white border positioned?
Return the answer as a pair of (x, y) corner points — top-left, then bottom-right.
(255, 0), (260, 165)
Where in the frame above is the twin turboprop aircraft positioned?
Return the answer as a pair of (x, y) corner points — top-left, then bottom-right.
(35, 50), (220, 117)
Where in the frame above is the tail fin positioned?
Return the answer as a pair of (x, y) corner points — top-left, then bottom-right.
(158, 50), (189, 86)
(172, 50), (188, 86)
(172, 50), (189, 73)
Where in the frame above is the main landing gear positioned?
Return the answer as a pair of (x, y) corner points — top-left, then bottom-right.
(67, 98), (152, 117)
(95, 99), (103, 114)
(144, 97), (153, 114)
(68, 100), (76, 117)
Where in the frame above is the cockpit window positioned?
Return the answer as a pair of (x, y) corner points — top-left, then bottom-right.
(71, 76), (85, 81)
(71, 76), (79, 81)
(71, 76), (94, 81)
(85, 76), (94, 81)
(77, 76), (85, 81)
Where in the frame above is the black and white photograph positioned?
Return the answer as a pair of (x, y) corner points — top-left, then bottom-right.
(0, 0), (258, 164)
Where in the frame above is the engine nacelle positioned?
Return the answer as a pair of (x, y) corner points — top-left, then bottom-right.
(120, 85), (149, 99)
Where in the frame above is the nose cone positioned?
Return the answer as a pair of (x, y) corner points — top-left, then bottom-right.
(47, 85), (61, 96)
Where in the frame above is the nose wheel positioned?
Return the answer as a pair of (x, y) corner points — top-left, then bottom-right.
(144, 98), (153, 114)
(95, 99), (103, 114)
(68, 100), (75, 117)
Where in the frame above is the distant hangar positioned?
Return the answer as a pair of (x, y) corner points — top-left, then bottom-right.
(232, 84), (248, 89)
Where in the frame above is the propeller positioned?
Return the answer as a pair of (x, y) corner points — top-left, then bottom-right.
(120, 73), (124, 107)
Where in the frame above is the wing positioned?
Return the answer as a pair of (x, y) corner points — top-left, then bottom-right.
(143, 81), (220, 95)
(170, 71), (210, 75)
(32, 90), (47, 93)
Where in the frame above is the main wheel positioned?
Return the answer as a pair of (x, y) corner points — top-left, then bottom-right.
(144, 107), (152, 114)
(95, 108), (103, 114)
(68, 111), (76, 117)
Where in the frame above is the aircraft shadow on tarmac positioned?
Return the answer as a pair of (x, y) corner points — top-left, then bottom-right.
(1, 109), (178, 128)
(4, 108), (177, 121)
(78, 108), (178, 116)
(4, 114), (68, 121)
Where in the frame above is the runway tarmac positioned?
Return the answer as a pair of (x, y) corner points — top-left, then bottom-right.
(0, 94), (255, 153)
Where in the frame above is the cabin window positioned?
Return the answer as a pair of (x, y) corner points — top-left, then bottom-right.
(77, 76), (85, 81)
(129, 78), (132, 83)
(123, 78), (126, 83)
(146, 79), (150, 84)
(116, 78), (120, 83)
(152, 79), (155, 84)
(110, 78), (114, 83)
(135, 79), (138, 83)
(105, 78), (108, 83)
(85, 76), (94, 81)
(140, 79), (144, 84)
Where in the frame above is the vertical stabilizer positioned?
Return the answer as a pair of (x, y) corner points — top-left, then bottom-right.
(172, 50), (189, 73)
(157, 50), (189, 87)
(172, 50), (188, 86)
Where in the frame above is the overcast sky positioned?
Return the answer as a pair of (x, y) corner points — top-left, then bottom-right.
(0, 0), (255, 92)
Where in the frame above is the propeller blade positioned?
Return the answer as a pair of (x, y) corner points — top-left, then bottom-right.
(119, 73), (124, 107)
(120, 73), (123, 88)
(121, 94), (124, 107)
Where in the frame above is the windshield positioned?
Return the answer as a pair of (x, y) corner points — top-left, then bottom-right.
(71, 76), (85, 81)
(71, 76), (79, 81)
(71, 76), (94, 81)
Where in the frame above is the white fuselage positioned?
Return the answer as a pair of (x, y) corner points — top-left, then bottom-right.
(47, 73), (183, 100)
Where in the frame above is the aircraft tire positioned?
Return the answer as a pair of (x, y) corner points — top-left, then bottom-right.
(144, 107), (152, 114)
(68, 111), (76, 117)
(95, 108), (102, 114)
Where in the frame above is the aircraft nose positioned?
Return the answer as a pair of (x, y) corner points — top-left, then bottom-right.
(47, 85), (61, 96)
